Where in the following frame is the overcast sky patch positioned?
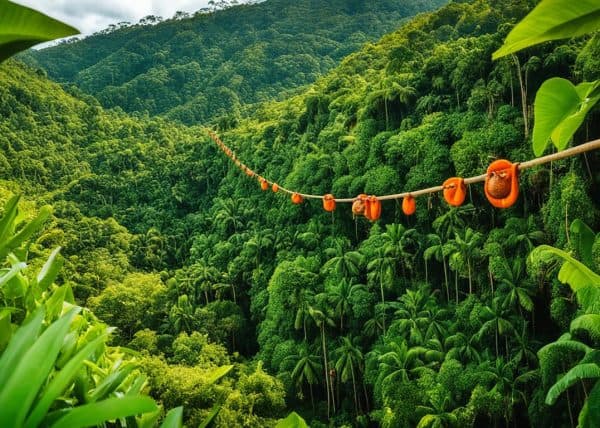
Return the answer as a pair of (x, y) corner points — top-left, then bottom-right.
(13, 0), (222, 35)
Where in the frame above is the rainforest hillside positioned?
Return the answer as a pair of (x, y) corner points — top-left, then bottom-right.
(1, 0), (600, 426)
(20, 0), (445, 124)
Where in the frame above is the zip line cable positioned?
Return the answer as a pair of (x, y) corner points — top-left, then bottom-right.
(206, 128), (599, 212)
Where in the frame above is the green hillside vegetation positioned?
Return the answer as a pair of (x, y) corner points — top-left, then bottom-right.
(20, 0), (445, 125)
(1, 0), (600, 426)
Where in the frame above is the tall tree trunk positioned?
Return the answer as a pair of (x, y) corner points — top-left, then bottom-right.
(455, 270), (459, 304)
(322, 325), (332, 418)
(495, 323), (499, 358)
(380, 278), (386, 334)
(442, 255), (449, 302)
(468, 260), (472, 295)
(512, 54), (529, 139)
(384, 98), (389, 130)
(362, 381), (370, 412)
(351, 364), (359, 415)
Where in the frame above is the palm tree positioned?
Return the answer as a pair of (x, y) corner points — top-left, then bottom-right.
(328, 279), (366, 331)
(445, 331), (481, 364)
(377, 340), (425, 385)
(479, 357), (520, 426)
(322, 239), (364, 280)
(214, 197), (244, 234)
(505, 216), (545, 255)
(168, 294), (195, 334)
(494, 257), (535, 317)
(287, 343), (322, 411)
(364, 307), (386, 339)
(381, 223), (418, 279)
(367, 248), (395, 334)
(475, 297), (516, 358)
(444, 227), (483, 295)
(424, 233), (450, 301)
(292, 288), (315, 341)
(391, 288), (432, 346)
(244, 228), (274, 265)
(433, 205), (472, 241)
(334, 336), (365, 415)
(512, 321), (539, 368)
(416, 390), (459, 428)
(189, 259), (218, 304)
(309, 306), (336, 418)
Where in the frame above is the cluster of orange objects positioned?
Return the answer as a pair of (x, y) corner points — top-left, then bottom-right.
(207, 130), (521, 221)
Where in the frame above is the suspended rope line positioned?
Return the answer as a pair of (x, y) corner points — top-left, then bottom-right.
(206, 128), (599, 217)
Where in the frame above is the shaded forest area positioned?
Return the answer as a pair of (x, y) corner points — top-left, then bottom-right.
(1, 0), (600, 426)
(19, 0), (444, 124)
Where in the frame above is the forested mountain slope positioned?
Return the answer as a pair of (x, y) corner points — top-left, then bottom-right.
(21, 0), (445, 124)
(2, 0), (600, 426)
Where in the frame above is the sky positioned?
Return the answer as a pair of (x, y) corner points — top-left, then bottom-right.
(14, 0), (232, 36)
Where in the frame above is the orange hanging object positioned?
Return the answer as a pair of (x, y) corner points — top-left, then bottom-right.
(260, 178), (269, 191)
(291, 192), (304, 204)
(272, 183), (279, 193)
(443, 177), (467, 207)
(484, 159), (519, 208)
(402, 194), (416, 215)
(365, 195), (381, 221)
(245, 169), (254, 177)
(352, 194), (367, 216)
(323, 194), (336, 212)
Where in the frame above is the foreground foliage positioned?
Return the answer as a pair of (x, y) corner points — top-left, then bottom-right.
(1, 0), (599, 426)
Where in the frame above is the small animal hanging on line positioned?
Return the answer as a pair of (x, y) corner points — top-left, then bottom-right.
(484, 159), (519, 208)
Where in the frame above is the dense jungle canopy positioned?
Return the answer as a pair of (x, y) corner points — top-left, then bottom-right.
(0, 0), (599, 427)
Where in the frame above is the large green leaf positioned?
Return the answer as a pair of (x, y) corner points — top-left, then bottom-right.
(0, 205), (52, 259)
(88, 361), (137, 402)
(24, 334), (106, 428)
(50, 396), (158, 428)
(0, 0), (79, 63)
(159, 406), (183, 428)
(275, 411), (309, 428)
(532, 78), (600, 156)
(0, 195), (20, 243)
(530, 245), (600, 310)
(0, 307), (44, 386)
(493, 0), (600, 59)
(570, 220), (597, 269)
(571, 314), (600, 343)
(0, 307), (18, 350)
(198, 398), (226, 428)
(36, 247), (64, 291)
(0, 307), (79, 426)
(579, 379), (600, 428)
(206, 364), (234, 384)
(546, 363), (600, 405)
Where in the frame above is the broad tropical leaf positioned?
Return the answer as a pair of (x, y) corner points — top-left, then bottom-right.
(571, 314), (600, 343)
(0, 307), (79, 426)
(50, 396), (158, 428)
(530, 245), (600, 310)
(579, 380), (600, 428)
(206, 364), (234, 384)
(0, 0), (79, 63)
(24, 335), (106, 428)
(570, 220), (597, 269)
(275, 411), (309, 428)
(532, 78), (600, 156)
(493, 0), (600, 59)
(159, 406), (183, 428)
(36, 247), (64, 291)
(546, 363), (600, 405)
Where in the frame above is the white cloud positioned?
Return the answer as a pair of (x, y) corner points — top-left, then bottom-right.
(12, 0), (217, 35)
